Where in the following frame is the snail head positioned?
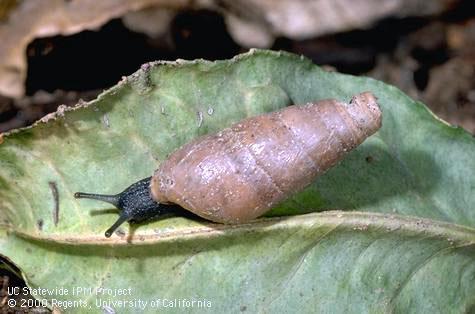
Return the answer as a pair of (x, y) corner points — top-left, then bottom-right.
(74, 177), (171, 237)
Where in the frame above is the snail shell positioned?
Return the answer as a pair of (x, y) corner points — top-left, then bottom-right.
(151, 92), (382, 223)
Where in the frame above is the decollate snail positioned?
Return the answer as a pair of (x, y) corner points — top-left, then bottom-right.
(75, 92), (382, 237)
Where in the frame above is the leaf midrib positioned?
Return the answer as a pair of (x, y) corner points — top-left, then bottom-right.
(4, 211), (475, 246)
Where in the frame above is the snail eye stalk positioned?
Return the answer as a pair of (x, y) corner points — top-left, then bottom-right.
(73, 192), (119, 206)
(104, 215), (128, 238)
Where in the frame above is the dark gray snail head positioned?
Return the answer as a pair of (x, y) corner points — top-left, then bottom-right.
(74, 177), (172, 237)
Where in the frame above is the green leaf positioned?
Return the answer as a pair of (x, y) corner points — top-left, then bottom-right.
(1, 50), (474, 313)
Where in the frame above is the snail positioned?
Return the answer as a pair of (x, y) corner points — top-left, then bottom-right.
(75, 92), (382, 237)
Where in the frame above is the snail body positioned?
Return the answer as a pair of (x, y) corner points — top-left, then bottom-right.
(75, 92), (382, 237)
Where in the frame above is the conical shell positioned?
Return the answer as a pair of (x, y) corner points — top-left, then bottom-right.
(151, 92), (382, 223)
